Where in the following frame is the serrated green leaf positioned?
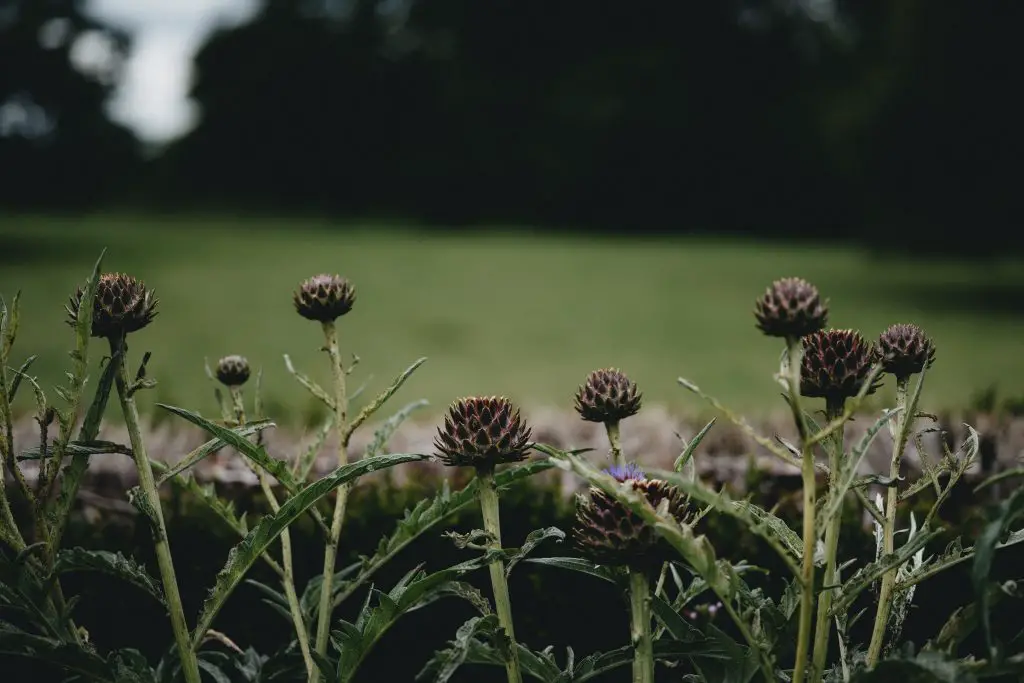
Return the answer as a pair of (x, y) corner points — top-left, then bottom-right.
(157, 404), (294, 489)
(283, 354), (335, 410)
(333, 459), (555, 608)
(674, 417), (716, 473)
(6, 354), (37, 402)
(650, 593), (703, 642)
(522, 556), (622, 586)
(505, 526), (565, 577)
(54, 548), (165, 606)
(364, 399), (429, 459)
(647, 468), (804, 575)
(334, 558), (493, 683)
(292, 414), (334, 482)
(196, 659), (233, 683)
(820, 407), (904, 527)
(190, 452), (425, 648)
(343, 357), (427, 445)
(155, 420), (275, 485)
(416, 614), (502, 683)
(0, 622), (114, 682)
(972, 487), (1024, 654)
(19, 440), (132, 461)
(830, 527), (943, 617)
(850, 650), (976, 683)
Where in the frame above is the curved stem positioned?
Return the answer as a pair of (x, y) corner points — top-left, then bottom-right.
(629, 570), (654, 683)
(606, 421), (623, 467)
(110, 336), (200, 683)
(477, 467), (522, 683)
(811, 398), (846, 680)
(866, 377), (909, 665)
(786, 337), (814, 683)
(314, 321), (350, 676)
(229, 386), (315, 680)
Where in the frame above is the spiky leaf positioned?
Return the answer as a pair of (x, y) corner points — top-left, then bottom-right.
(54, 548), (164, 606)
(191, 452), (425, 646)
(333, 459), (555, 608)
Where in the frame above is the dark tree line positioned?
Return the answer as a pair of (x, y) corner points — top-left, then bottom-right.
(3, 0), (1022, 250)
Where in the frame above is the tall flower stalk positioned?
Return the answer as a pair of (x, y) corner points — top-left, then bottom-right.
(754, 277), (828, 683)
(69, 273), (199, 683)
(866, 324), (935, 665)
(435, 396), (532, 683)
(797, 328), (881, 680)
(292, 274), (356, 676)
(217, 356), (314, 679)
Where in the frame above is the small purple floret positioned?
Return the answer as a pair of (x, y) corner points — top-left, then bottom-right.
(604, 462), (646, 482)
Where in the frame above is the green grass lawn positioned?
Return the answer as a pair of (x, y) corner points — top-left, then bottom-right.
(2, 215), (1022, 425)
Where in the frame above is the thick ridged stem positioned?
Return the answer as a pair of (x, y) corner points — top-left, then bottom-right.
(606, 421), (624, 467)
(629, 570), (654, 683)
(866, 377), (909, 665)
(110, 336), (199, 683)
(228, 387), (314, 680)
(811, 397), (846, 680)
(477, 467), (522, 683)
(786, 337), (814, 683)
(314, 321), (349, 675)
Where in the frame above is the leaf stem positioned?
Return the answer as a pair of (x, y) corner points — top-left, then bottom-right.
(110, 335), (200, 683)
(229, 386), (315, 680)
(606, 421), (624, 466)
(866, 377), (909, 665)
(314, 321), (350, 677)
(629, 569), (654, 683)
(786, 337), (815, 683)
(477, 467), (522, 683)
(811, 397), (845, 680)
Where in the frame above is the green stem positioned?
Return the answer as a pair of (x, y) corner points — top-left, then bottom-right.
(629, 570), (654, 683)
(866, 377), (909, 666)
(606, 421), (623, 467)
(811, 398), (846, 680)
(229, 387), (315, 680)
(110, 336), (200, 683)
(314, 321), (350, 675)
(477, 467), (522, 683)
(786, 337), (814, 683)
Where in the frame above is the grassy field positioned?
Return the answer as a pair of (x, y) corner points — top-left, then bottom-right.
(1, 215), (1022, 425)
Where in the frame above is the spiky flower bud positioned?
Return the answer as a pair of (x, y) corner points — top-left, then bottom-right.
(574, 368), (642, 424)
(293, 274), (355, 322)
(754, 277), (828, 338)
(876, 323), (935, 380)
(572, 463), (689, 570)
(216, 355), (250, 387)
(800, 329), (881, 401)
(66, 272), (158, 339)
(434, 396), (532, 469)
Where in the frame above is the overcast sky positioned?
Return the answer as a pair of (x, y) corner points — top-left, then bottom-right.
(87, 0), (259, 144)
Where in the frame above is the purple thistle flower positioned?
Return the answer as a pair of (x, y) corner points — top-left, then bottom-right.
(604, 462), (646, 482)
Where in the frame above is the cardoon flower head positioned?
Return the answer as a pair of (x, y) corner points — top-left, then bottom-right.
(754, 277), (828, 338)
(800, 328), (881, 401)
(293, 274), (355, 322)
(66, 272), (158, 339)
(876, 323), (936, 381)
(573, 465), (689, 570)
(574, 368), (642, 424)
(215, 355), (251, 387)
(433, 396), (532, 469)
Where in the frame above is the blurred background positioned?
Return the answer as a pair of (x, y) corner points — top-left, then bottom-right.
(2, 0), (1023, 422)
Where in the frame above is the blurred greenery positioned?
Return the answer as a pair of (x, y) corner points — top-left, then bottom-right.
(2, 215), (1023, 423)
